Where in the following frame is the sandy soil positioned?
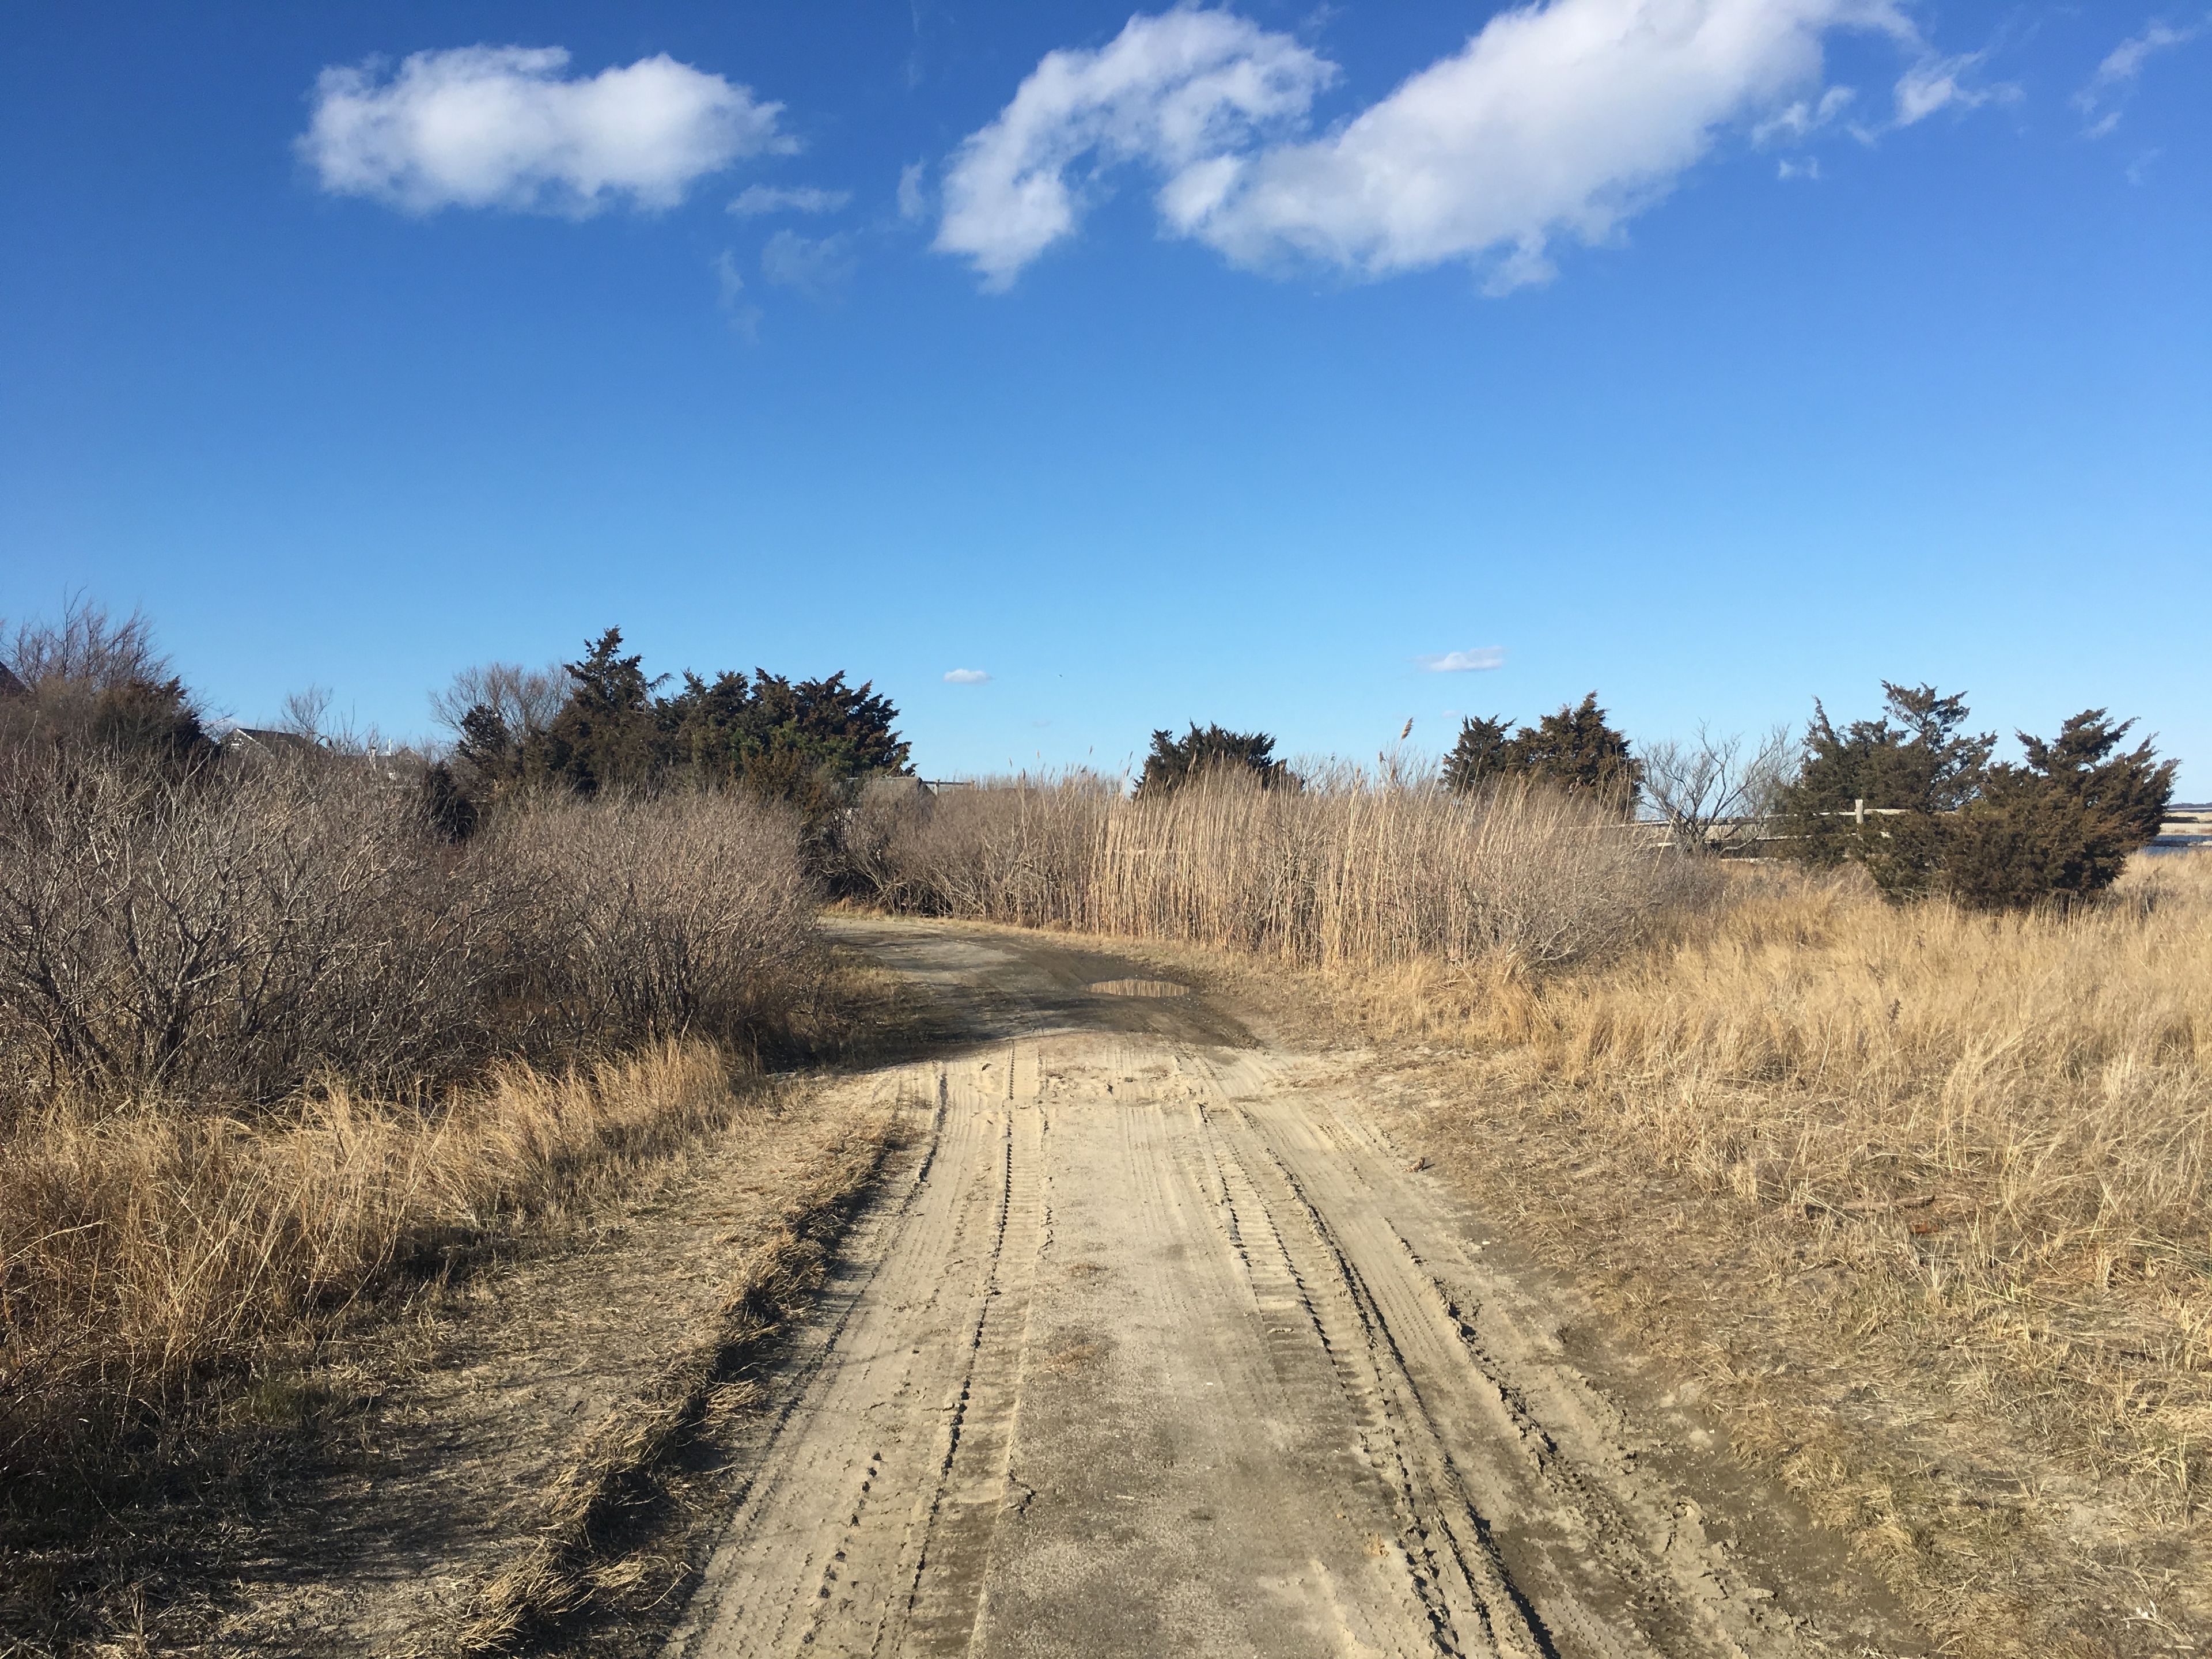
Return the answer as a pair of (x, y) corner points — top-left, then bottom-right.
(661, 920), (1925, 1659)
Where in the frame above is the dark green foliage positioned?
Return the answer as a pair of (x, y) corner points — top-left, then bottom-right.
(1945, 712), (2176, 910)
(1775, 683), (1997, 896)
(89, 676), (213, 772)
(1514, 694), (1642, 804)
(1137, 724), (1289, 797)
(1441, 715), (1516, 794)
(418, 760), (479, 843)
(1779, 687), (2175, 910)
(1441, 695), (1642, 808)
(533, 628), (669, 795)
(449, 627), (912, 816)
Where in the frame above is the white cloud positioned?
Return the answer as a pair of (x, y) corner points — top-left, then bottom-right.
(729, 184), (851, 217)
(935, 9), (1335, 288)
(2076, 17), (2209, 137)
(1890, 51), (2009, 127)
(938, 1), (1958, 290)
(898, 161), (930, 222)
(1417, 648), (1506, 673)
(943, 668), (991, 684)
(300, 46), (790, 215)
(1777, 156), (1821, 180)
(761, 229), (857, 296)
(1753, 84), (1854, 145)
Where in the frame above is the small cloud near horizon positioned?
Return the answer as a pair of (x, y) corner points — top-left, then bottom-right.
(1417, 647), (1505, 673)
(943, 668), (990, 684)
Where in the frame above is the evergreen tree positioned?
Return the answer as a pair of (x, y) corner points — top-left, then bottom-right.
(1512, 694), (1642, 804)
(1441, 715), (1516, 794)
(535, 628), (668, 794)
(1775, 683), (1995, 895)
(1944, 711), (2175, 908)
(1441, 695), (1641, 809)
(449, 628), (912, 813)
(1137, 724), (1289, 797)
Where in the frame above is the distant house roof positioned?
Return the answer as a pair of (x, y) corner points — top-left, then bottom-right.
(0, 664), (28, 699)
(221, 726), (321, 754)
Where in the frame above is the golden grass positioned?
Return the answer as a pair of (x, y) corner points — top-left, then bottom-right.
(866, 771), (1707, 967)
(1296, 855), (2212, 1655)
(0, 1040), (754, 1508)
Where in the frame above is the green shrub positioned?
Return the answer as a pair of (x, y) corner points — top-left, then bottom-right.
(1779, 687), (2175, 910)
(1442, 694), (1641, 808)
(1136, 724), (1289, 797)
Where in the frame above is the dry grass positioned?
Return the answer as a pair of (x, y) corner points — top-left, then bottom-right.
(856, 769), (1707, 967)
(1307, 854), (2212, 1654)
(0, 1040), (760, 1513)
(1363, 853), (2212, 1482)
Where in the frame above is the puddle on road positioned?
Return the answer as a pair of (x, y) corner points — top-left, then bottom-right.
(1088, 979), (1191, 999)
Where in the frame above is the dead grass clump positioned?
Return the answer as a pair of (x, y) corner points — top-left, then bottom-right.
(0, 1040), (749, 1520)
(859, 771), (1705, 969)
(1361, 851), (2212, 1649)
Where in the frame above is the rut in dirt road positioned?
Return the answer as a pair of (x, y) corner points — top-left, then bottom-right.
(664, 922), (1851, 1659)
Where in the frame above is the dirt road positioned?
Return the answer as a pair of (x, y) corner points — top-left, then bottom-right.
(666, 920), (1902, 1659)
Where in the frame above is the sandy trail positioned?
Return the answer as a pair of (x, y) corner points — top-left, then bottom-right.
(665, 921), (1881, 1659)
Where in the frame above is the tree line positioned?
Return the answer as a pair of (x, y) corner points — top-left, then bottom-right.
(432, 626), (910, 834)
(1140, 683), (2178, 912)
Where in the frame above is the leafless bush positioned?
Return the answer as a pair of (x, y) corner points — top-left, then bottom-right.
(853, 770), (1709, 969)
(0, 754), (823, 1115)
(2, 594), (172, 691)
(483, 790), (823, 1054)
(1641, 723), (1793, 852)
(0, 751), (487, 1108)
(430, 660), (568, 744)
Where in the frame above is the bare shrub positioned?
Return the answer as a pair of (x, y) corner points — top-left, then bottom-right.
(2, 594), (172, 691)
(0, 755), (823, 1114)
(0, 751), (488, 1108)
(855, 770), (1706, 969)
(483, 791), (823, 1054)
(1641, 724), (1793, 853)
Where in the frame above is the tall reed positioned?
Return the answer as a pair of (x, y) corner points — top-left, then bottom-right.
(859, 770), (1703, 968)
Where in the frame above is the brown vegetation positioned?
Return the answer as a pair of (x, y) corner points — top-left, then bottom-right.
(0, 744), (836, 1562)
(846, 768), (1707, 967)
(857, 774), (2212, 1652)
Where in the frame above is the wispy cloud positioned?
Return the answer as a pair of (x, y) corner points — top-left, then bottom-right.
(729, 184), (852, 217)
(300, 46), (790, 215)
(713, 249), (760, 339)
(935, 1), (1994, 293)
(935, 9), (1333, 289)
(1417, 648), (1505, 673)
(1890, 50), (2013, 127)
(1753, 85), (1855, 146)
(943, 668), (990, 684)
(2076, 16), (2209, 137)
(897, 161), (930, 222)
(1777, 157), (1821, 181)
(761, 229), (857, 297)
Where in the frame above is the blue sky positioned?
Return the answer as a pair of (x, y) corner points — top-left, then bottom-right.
(2, 2), (2206, 786)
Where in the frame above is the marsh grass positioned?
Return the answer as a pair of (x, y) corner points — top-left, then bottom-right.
(858, 767), (1706, 967)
